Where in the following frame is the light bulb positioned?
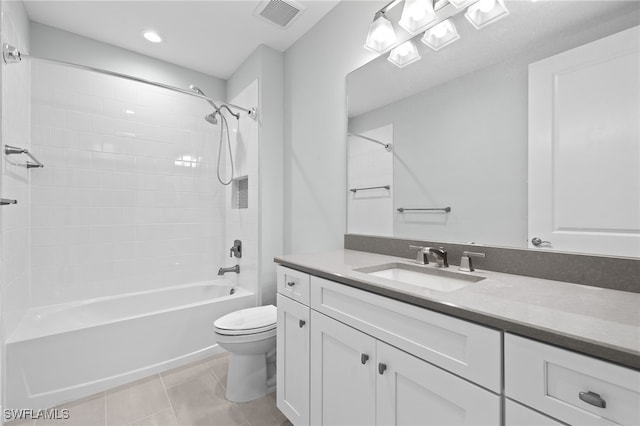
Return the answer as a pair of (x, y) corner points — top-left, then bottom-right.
(432, 21), (449, 38)
(407, 3), (427, 20)
(373, 25), (393, 43)
(478, 0), (496, 12)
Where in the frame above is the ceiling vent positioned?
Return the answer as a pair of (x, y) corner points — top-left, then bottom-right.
(253, 0), (304, 29)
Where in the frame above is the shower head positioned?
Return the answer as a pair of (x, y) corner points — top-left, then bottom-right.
(204, 112), (218, 125)
(189, 85), (219, 110)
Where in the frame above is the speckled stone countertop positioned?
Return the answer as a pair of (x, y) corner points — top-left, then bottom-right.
(274, 249), (640, 370)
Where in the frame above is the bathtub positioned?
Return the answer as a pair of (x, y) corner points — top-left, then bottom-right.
(6, 280), (255, 409)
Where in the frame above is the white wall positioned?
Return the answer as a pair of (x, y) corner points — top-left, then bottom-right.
(283, 1), (380, 254)
(30, 22), (226, 103)
(228, 45), (284, 306)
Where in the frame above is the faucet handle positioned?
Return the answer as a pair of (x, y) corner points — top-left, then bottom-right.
(459, 251), (486, 272)
(409, 245), (430, 264)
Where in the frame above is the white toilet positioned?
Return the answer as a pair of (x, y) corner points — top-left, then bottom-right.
(213, 305), (277, 402)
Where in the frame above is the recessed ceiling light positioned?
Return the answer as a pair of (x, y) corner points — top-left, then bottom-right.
(142, 31), (163, 43)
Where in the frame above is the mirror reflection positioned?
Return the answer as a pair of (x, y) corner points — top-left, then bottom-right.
(347, 1), (640, 258)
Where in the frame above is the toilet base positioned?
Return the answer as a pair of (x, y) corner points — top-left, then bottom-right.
(225, 352), (275, 402)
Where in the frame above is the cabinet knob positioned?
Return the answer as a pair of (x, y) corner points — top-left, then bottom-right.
(579, 391), (606, 408)
(299, 319), (306, 328)
(286, 281), (296, 287)
(361, 354), (369, 365)
(378, 363), (387, 375)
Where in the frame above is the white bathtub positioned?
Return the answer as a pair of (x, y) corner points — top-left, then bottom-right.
(6, 280), (255, 409)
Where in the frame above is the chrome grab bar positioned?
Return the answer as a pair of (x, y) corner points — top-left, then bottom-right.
(4, 144), (44, 168)
(350, 185), (390, 193)
(397, 207), (451, 213)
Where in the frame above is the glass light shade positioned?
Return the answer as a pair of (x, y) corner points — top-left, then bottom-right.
(388, 41), (421, 68)
(364, 14), (398, 53)
(421, 19), (460, 51)
(465, 0), (509, 29)
(399, 0), (437, 35)
(447, 0), (476, 9)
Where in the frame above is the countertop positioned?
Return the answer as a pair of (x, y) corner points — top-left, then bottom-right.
(274, 249), (640, 370)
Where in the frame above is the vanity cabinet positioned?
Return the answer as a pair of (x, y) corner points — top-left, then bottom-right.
(310, 308), (500, 426)
(504, 400), (563, 426)
(276, 293), (310, 425)
(505, 333), (640, 426)
(276, 265), (502, 426)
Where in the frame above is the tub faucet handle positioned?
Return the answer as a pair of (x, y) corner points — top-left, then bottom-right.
(230, 240), (242, 258)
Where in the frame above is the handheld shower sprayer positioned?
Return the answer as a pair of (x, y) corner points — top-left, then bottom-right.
(189, 85), (236, 186)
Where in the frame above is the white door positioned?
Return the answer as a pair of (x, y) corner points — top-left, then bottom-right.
(276, 294), (310, 425)
(310, 311), (376, 426)
(376, 341), (501, 426)
(528, 26), (640, 257)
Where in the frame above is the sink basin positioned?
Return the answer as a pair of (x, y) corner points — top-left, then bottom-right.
(355, 262), (484, 292)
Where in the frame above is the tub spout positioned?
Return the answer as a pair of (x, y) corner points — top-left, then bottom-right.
(218, 265), (240, 275)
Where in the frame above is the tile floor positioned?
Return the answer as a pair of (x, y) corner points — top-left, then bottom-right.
(9, 353), (291, 426)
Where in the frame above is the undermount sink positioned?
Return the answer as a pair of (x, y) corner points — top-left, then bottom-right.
(355, 262), (485, 292)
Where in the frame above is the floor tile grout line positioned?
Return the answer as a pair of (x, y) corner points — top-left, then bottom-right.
(158, 372), (179, 425)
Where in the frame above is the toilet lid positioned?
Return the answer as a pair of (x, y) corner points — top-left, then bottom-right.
(213, 305), (276, 335)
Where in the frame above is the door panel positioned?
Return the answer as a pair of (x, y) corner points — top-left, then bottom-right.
(376, 341), (501, 426)
(310, 311), (376, 426)
(528, 26), (640, 257)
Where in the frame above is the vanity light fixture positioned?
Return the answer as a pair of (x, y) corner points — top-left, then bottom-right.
(388, 40), (421, 68)
(142, 30), (164, 43)
(446, 0), (477, 9)
(399, 0), (437, 35)
(365, 0), (510, 65)
(421, 19), (460, 50)
(465, 0), (509, 29)
(364, 12), (398, 53)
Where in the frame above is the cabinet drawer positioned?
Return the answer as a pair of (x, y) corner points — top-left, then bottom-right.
(505, 399), (563, 426)
(277, 266), (310, 305)
(310, 276), (502, 393)
(505, 333), (640, 426)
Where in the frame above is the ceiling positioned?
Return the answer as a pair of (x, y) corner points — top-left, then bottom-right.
(23, 0), (341, 79)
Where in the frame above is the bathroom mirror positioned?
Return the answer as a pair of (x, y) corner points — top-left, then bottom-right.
(346, 0), (640, 258)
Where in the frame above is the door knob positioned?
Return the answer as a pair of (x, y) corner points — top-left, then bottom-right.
(299, 319), (306, 328)
(361, 354), (369, 365)
(531, 237), (551, 247)
(378, 363), (387, 375)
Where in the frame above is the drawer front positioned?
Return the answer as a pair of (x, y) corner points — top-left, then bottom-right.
(277, 266), (310, 305)
(310, 276), (502, 392)
(505, 333), (640, 426)
(505, 399), (563, 426)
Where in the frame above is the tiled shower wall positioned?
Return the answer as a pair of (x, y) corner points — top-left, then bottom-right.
(1, 0), (31, 342)
(29, 61), (229, 306)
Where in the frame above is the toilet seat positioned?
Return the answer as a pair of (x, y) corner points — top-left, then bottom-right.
(214, 305), (276, 336)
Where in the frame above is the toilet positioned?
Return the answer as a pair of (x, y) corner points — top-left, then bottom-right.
(213, 305), (277, 402)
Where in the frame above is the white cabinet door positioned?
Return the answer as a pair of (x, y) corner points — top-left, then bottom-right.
(505, 400), (563, 426)
(376, 341), (501, 426)
(310, 311), (376, 426)
(276, 294), (310, 425)
(528, 26), (640, 257)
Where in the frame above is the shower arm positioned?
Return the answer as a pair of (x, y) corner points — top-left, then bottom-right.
(2, 43), (258, 120)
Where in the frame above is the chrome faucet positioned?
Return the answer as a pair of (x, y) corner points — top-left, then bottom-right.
(218, 265), (240, 275)
(428, 247), (448, 268)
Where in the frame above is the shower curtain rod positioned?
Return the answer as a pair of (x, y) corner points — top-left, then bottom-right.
(348, 133), (393, 152)
(2, 43), (257, 120)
